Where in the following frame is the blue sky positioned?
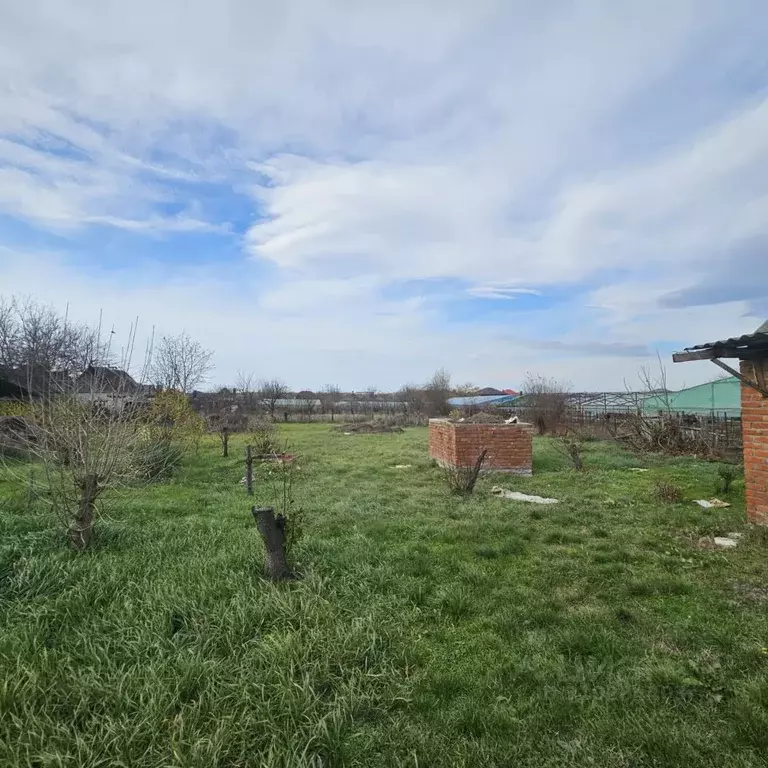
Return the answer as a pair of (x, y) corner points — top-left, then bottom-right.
(2, 1), (767, 391)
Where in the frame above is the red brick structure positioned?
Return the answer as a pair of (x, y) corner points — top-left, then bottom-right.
(741, 360), (768, 525)
(429, 418), (533, 474)
(674, 321), (768, 525)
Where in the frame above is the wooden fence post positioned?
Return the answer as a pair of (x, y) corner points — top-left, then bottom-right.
(245, 444), (253, 495)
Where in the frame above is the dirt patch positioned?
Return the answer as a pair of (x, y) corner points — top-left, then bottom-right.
(334, 422), (404, 434)
(461, 412), (506, 424)
(732, 582), (768, 603)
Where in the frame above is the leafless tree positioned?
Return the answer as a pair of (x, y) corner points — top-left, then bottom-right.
(150, 332), (214, 393)
(258, 378), (289, 421)
(521, 373), (571, 435)
(364, 386), (379, 418)
(453, 382), (480, 397)
(0, 295), (112, 376)
(9, 324), (153, 551)
(295, 391), (316, 421)
(319, 384), (342, 421)
(424, 368), (451, 416)
(398, 383), (428, 422)
(236, 370), (258, 412)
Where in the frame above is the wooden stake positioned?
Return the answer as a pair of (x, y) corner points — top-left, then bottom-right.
(245, 445), (254, 495)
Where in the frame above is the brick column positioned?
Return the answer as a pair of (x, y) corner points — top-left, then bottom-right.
(429, 419), (533, 475)
(740, 359), (768, 525)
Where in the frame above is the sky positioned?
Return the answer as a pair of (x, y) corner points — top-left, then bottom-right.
(1, 0), (767, 392)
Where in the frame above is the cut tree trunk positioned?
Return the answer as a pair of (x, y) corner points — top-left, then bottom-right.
(252, 506), (291, 580)
(70, 473), (98, 551)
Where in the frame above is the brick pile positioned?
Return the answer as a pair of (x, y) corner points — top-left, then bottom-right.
(429, 418), (533, 475)
(741, 359), (768, 525)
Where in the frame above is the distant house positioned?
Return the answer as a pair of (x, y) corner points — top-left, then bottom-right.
(476, 387), (504, 396)
(0, 368), (30, 400)
(0, 366), (72, 400)
(75, 366), (151, 410)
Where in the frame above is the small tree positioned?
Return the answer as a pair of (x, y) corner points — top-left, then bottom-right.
(19, 360), (148, 550)
(150, 332), (214, 393)
(258, 378), (289, 421)
(521, 373), (571, 435)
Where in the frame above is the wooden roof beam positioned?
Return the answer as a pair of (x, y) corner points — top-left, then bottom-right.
(711, 358), (768, 398)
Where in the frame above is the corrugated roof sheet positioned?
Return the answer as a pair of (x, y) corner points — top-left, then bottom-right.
(683, 319), (768, 353)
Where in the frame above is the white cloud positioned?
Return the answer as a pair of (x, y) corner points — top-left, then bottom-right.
(0, 1), (767, 387)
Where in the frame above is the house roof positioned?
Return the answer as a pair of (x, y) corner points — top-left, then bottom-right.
(673, 320), (768, 362)
(76, 366), (138, 392)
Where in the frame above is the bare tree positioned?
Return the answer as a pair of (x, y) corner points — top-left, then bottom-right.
(453, 382), (480, 397)
(521, 373), (571, 435)
(236, 370), (257, 412)
(424, 368), (451, 417)
(364, 385), (379, 418)
(0, 295), (112, 375)
(319, 384), (341, 421)
(10, 325), (152, 551)
(398, 383), (428, 423)
(258, 378), (289, 421)
(296, 390), (317, 421)
(150, 332), (214, 393)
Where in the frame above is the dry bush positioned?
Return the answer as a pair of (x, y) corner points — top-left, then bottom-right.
(653, 481), (683, 504)
(521, 373), (571, 435)
(619, 412), (713, 457)
(444, 449), (487, 494)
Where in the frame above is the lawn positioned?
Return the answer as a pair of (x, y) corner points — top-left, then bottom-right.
(1, 425), (767, 767)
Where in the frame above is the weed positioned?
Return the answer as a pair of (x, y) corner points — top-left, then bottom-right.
(443, 449), (486, 494)
(714, 463), (741, 495)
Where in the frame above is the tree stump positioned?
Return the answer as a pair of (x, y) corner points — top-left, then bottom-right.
(252, 506), (291, 580)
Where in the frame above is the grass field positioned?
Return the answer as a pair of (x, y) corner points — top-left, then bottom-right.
(1, 425), (768, 767)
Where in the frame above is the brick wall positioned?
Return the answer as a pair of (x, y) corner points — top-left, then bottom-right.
(741, 359), (768, 525)
(429, 419), (533, 475)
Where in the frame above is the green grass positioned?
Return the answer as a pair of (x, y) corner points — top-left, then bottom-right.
(1, 426), (767, 767)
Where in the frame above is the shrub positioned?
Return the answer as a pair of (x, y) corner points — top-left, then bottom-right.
(653, 481), (683, 504)
(147, 389), (205, 449)
(444, 450), (487, 494)
(250, 417), (279, 456)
